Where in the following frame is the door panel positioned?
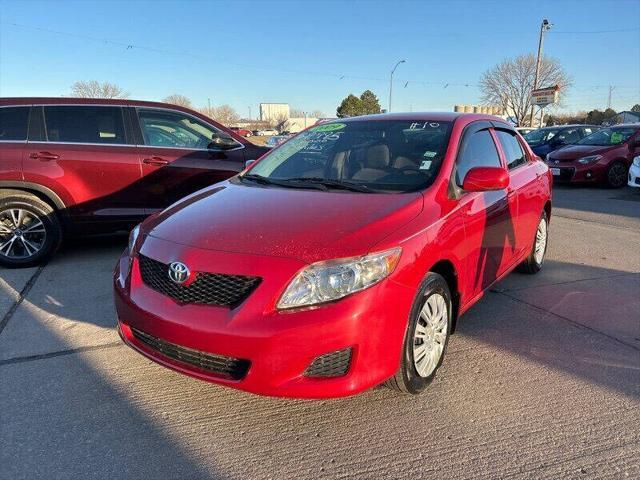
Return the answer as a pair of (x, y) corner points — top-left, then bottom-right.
(27, 106), (144, 224)
(134, 108), (246, 213)
(0, 106), (29, 181)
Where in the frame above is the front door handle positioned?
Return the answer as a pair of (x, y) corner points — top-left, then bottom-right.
(29, 151), (59, 161)
(143, 156), (169, 166)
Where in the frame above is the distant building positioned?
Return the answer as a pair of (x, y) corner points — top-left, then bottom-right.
(260, 103), (290, 123)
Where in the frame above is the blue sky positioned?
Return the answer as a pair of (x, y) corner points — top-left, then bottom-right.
(1, 0), (638, 118)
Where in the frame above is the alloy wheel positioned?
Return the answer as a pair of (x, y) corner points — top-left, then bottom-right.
(608, 163), (627, 187)
(0, 208), (47, 259)
(534, 217), (548, 265)
(413, 292), (448, 378)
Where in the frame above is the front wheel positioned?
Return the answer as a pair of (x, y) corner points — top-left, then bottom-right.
(606, 161), (628, 188)
(517, 211), (548, 274)
(385, 273), (452, 394)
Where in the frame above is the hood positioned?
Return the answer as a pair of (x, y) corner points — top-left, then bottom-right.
(549, 144), (617, 161)
(144, 181), (423, 264)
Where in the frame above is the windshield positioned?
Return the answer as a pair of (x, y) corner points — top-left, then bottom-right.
(243, 120), (453, 193)
(524, 128), (561, 146)
(577, 127), (637, 146)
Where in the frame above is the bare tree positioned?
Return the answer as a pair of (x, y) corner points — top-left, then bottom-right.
(290, 108), (305, 118)
(479, 54), (571, 126)
(203, 105), (240, 126)
(163, 94), (192, 108)
(71, 80), (129, 99)
(310, 110), (326, 118)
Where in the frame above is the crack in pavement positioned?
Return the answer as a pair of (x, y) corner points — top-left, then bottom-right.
(492, 271), (639, 293)
(0, 264), (45, 336)
(497, 291), (640, 352)
(0, 342), (123, 367)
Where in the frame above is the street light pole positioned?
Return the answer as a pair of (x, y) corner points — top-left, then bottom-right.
(529, 19), (552, 127)
(389, 59), (406, 113)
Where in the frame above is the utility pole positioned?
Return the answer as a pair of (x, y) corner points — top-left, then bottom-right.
(607, 85), (615, 109)
(389, 59), (406, 113)
(529, 19), (552, 127)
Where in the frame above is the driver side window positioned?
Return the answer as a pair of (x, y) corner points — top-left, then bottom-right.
(138, 108), (221, 149)
(455, 129), (501, 187)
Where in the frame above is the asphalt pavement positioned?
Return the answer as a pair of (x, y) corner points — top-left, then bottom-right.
(1, 185), (639, 480)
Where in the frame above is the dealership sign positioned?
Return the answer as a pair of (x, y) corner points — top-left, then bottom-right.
(531, 85), (560, 107)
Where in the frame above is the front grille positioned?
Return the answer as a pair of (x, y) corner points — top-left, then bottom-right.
(305, 348), (352, 378)
(131, 328), (250, 380)
(138, 254), (261, 307)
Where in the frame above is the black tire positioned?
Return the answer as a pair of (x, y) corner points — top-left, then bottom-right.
(517, 210), (548, 274)
(0, 191), (61, 268)
(605, 161), (628, 188)
(385, 273), (452, 394)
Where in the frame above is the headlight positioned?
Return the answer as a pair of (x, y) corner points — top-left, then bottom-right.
(277, 247), (402, 309)
(633, 156), (640, 167)
(128, 224), (141, 254)
(578, 155), (602, 164)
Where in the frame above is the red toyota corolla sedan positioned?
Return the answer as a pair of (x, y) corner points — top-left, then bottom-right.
(114, 113), (552, 399)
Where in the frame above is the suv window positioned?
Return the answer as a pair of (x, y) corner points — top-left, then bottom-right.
(43, 106), (127, 144)
(0, 107), (29, 141)
(496, 130), (527, 170)
(138, 109), (225, 149)
(456, 129), (501, 186)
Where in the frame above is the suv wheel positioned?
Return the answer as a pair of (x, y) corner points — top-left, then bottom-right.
(606, 161), (628, 188)
(0, 191), (61, 268)
(385, 273), (452, 394)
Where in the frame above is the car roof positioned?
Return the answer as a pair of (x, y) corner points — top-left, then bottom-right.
(328, 112), (513, 125)
(0, 97), (195, 111)
(539, 124), (596, 129)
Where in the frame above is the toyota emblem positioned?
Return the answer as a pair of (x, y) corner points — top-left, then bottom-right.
(168, 262), (190, 284)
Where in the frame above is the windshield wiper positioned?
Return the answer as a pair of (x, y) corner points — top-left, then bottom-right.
(241, 174), (328, 191)
(284, 177), (373, 193)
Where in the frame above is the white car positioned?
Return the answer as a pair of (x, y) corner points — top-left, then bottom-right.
(256, 129), (279, 136)
(628, 155), (640, 189)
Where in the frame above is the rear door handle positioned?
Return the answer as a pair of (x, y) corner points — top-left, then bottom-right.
(143, 156), (169, 166)
(29, 151), (59, 161)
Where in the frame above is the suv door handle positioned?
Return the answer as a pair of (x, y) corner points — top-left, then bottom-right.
(143, 156), (169, 166)
(29, 151), (59, 161)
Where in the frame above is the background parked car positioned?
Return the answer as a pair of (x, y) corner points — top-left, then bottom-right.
(0, 97), (270, 268)
(516, 127), (536, 136)
(266, 134), (292, 147)
(229, 126), (253, 137)
(545, 124), (640, 187)
(524, 125), (598, 158)
(254, 128), (279, 136)
(628, 155), (640, 190)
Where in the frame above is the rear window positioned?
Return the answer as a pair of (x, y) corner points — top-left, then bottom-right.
(0, 107), (29, 141)
(43, 106), (127, 144)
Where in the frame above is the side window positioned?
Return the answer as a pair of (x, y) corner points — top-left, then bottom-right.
(138, 109), (228, 149)
(0, 107), (29, 141)
(496, 130), (527, 170)
(456, 129), (501, 186)
(556, 128), (580, 144)
(43, 106), (127, 144)
(582, 127), (595, 137)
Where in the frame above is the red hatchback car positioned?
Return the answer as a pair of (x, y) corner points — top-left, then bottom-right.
(0, 98), (269, 268)
(545, 124), (640, 187)
(115, 113), (552, 398)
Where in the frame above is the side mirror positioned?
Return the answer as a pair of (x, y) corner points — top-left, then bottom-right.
(462, 166), (509, 192)
(209, 132), (240, 150)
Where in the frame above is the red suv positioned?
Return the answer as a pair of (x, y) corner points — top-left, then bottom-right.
(115, 113), (552, 398)
(0, 98), (269, 268)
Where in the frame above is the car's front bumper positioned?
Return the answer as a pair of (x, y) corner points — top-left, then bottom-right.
(546, 160), (606, 184)
(113, 236), (415, 399)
